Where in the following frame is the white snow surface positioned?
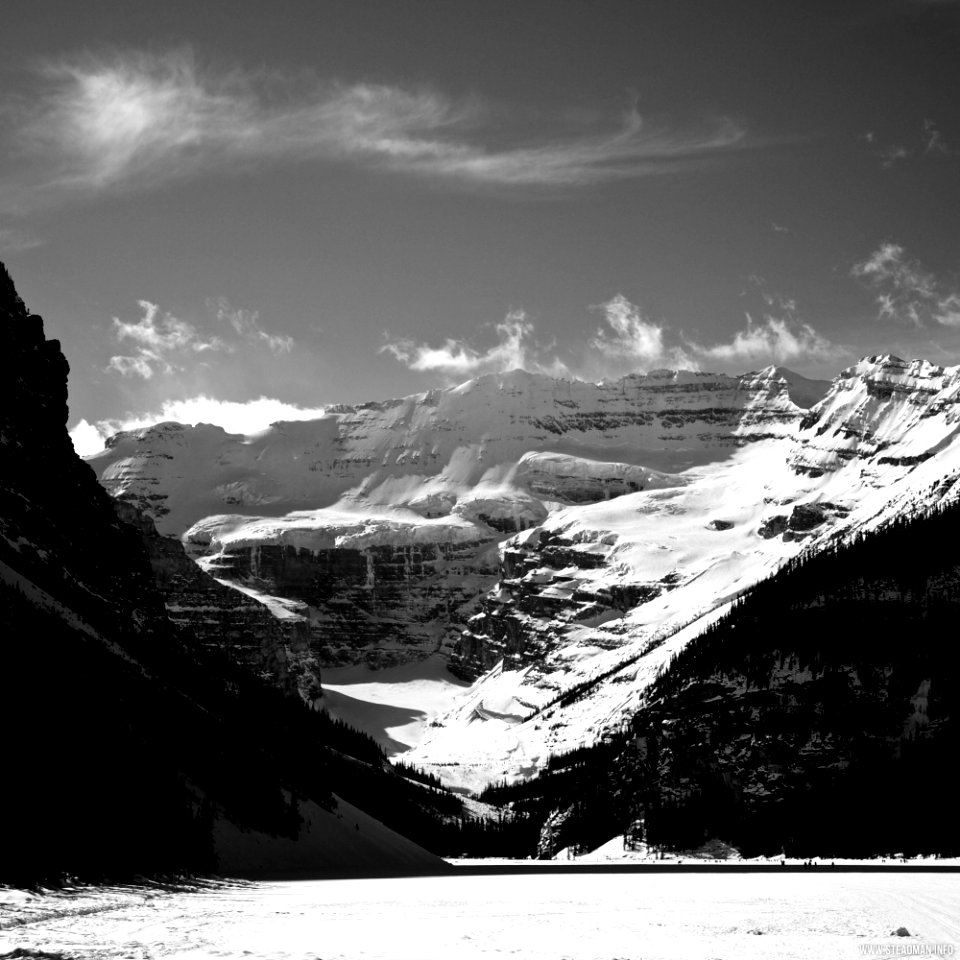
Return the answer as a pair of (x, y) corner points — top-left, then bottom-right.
(3, 871), (958, 959)
(320, 654), (470, 755)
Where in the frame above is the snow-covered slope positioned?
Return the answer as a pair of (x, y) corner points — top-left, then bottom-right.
(399, 355), (960, 789)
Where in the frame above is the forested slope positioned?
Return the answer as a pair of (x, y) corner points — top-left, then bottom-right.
(481, 497), (960, 858)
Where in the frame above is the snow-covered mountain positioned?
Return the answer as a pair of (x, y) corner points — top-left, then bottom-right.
(92, 366), (816, 535)
(86, 356), (960, 791)
(88, 366), (824, 668)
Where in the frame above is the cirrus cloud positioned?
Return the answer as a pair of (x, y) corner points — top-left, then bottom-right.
(1, 48), (748, 211)
(851, 242), (960, 327)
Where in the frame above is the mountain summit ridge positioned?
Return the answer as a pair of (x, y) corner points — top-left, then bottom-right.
(89, 362), (826, 534)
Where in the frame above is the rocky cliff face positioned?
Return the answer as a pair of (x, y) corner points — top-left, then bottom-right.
(114, 501), (323, 700)
(202, 531), (500, 667)
(180, 512), (503, 666)
(0, 266), (167, 639)
(791, 356), (960, 475)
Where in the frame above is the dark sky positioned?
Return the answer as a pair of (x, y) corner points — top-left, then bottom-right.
(2, 0), (959, 451)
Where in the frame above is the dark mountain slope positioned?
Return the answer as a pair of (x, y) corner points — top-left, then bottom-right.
(0, 262), (445, 883)
(481, 499), (960, 858)
(634, 502), (960, 857)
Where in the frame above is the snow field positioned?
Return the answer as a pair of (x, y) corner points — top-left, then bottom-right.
(3, 871), (957, 960)
(321, 654), (470, 754)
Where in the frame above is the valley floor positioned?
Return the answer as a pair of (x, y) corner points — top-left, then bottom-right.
(3, 870), (958, 959)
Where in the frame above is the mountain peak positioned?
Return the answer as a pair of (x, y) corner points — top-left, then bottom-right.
(751, 364), (831, 409)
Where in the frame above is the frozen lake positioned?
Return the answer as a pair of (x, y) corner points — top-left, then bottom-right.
(3, 869), (958, 959)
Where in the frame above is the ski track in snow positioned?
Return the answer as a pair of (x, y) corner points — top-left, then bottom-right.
(2, 872), (958, 959)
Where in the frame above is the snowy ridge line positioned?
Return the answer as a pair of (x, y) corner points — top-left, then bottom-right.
(89, 362), (819, 539)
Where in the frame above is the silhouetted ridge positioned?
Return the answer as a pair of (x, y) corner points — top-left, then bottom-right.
(0, 262), (456, 884)
(0, 261), (27, 319)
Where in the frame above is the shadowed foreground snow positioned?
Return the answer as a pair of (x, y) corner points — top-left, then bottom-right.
(2, 871), (958, 959)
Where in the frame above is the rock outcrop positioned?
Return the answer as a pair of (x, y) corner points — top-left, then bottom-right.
(790, 356), (960, 477)
(114, 501), (323, 699)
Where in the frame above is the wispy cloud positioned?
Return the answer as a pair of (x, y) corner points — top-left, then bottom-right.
(851, 242), (960, 326)
(692, 283), (833, 363)
(862, 119), (955, 168)
(590, 294), (695, 371)
(878, 144), (911, 168)
(2, 48), (747, 209)
(383, 293), (837, 383)
(207, 297), (294, 354)
(922, 118), (950, 155)
(0, 226), (43, 253)
(109, 300), (225, 379)
(693, 314), (833, 363)
(381, 311), (571, 378)
(69, 395), (329, 457)
(107, 296), (296, 379)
